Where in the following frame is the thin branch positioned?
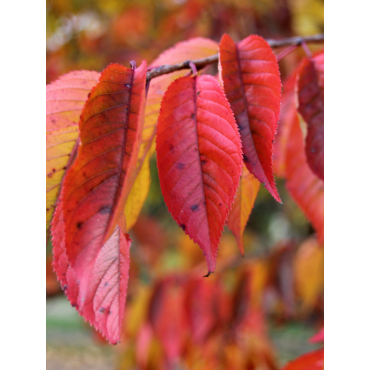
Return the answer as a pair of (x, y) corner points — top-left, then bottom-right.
(146, 34), (324, 81)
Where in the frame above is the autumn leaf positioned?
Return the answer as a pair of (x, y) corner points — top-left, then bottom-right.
(282, 348), (324, 370)
(55, 62), (147, 273)
(273, 71), (299, 178)
(294, 238), (324, 314)
(148, 277), (187, 365)
(156, 75), (243, 274)
(124, 154), (151, 231)
(227, 164), (260, 255)
(297, 51), (324, 180)
(219, 34), (282, 203)
(286, 118), (324, 243)
(309, 328), (324, 343)
(141, 37), (219, 171)
(52, 197), (131, 344)
(46, 71), (100, 234)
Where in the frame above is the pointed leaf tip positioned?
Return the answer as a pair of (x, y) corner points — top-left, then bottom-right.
(52, 198), (131, 344)
(156, 75), (243, 273)
(219, 34), (282, 203)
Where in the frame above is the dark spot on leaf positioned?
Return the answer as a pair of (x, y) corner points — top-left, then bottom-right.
(219, 203), (222, 206)
(108, 310), (112, 315)
(76, 222), (83, 229)
(243, 154), (249, 163)
(180, 224), (186, 231)
(52, 168), (56, 172)
(104, 282), (109, 287)
(177, 163), (185, 170)
(62, 166), (66, 170)
(169, 143), (174, 151)
(47, 173), (52, 178)
(194, 147), (197, 151)
(52, 119), (55, 123)
(62, 285), (68, 290)
(99, 307), (105, 313)
(311, 148), (316, 153)
(191, 204), (199, 212)
(203, 201), (206, 205)
(197, 91), (200, 96)
(191, 113), (195, 119)
(71, 303), (76, 308)
(201, 160), (207, 165)
(99, 205), (111, 214)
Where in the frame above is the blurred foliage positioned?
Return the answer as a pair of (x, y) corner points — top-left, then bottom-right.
(47, 0), (324, 369)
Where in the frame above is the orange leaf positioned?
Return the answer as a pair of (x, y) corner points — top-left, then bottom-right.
(227, 164), (260, 255)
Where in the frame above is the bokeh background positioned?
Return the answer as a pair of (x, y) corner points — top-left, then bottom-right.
(46, 0), (324, 369)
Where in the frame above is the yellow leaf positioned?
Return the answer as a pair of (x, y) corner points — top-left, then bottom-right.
(124, 155), (151, 231)
(227, 164), (260, 254)
(46, 71), (100, 234)
(294, 237), (324, 314)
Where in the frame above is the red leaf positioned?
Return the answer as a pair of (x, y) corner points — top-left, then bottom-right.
(282, 348), (324, 370)
(297, 51), (324, 180)
(148, 277), (187, 364)
(309, 328), (324, 343)
(143, 38), (219, 169)
(286, 118), (324, 243)
(55, 62), (147, 272)
(219, 34), (282, 203)
(273, 71), (298, 178)
(156, 75), (243, 274)
(227, 164), (260, 255)
(52, 197), (131, 344)
(46, 71), (100, 233)
(184, 277), (216, 344)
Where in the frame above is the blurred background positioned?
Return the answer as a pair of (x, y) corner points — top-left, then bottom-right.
(46, 0), (324, 369)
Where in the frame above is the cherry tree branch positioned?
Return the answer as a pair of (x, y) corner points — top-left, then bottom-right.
(147, 33), (324, 81)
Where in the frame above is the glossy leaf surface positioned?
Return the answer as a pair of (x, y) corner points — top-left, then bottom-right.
(297, 51), (324, 180)
(52, 197), (131, 344)
(57, 62), (147, 271)
(227, 164), (260, 254)
(46, 71), (100, 233)
(156, 75), (243, 273)
(219, 34), (282, 202)
(286, 119), (324, 243)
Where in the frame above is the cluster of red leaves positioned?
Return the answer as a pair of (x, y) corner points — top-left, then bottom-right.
(46, 34), (324, 345)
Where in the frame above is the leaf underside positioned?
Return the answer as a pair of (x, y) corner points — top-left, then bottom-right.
(57, 62), (147, 272)
(46, 71), (100, 234)
(52, 198), (130, 344)
(219, 34), (282, 203)
(227, 164), (260, 255)
(286, 119), (324, 243)
(297, 51), (324, 181)
(156, 75), (242, 273)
